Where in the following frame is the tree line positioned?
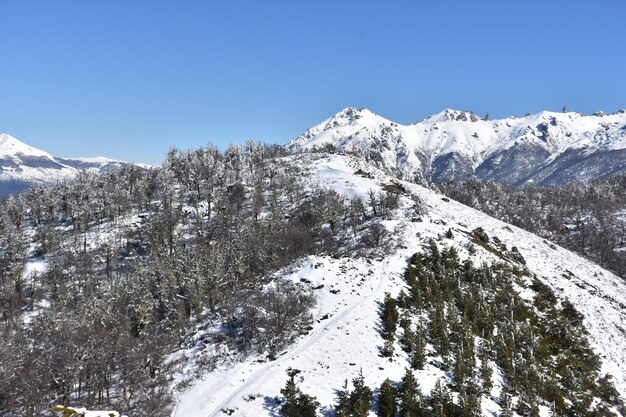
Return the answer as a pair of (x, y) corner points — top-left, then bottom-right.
(0, 143), (375, 416)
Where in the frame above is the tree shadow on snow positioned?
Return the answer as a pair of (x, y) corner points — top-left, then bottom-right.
(262, 396), (281, 417)
(319, 404), (335, 417)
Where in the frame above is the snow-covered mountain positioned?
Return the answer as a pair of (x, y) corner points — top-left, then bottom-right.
(287, 107), (626, 185)
(172, 152), (626, 417)
(5, 141), (626, 416)
(0, 133), (137, 196)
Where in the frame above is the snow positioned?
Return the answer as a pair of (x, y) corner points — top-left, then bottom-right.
(0, 133), (144, 195)
(52, 406), (126, 417)
(172, 153), (626, 416)
(65, 156), (122, 163)
(23, 259), (48, 278)
(286, 108), (626, 182)
(0, 133), (53, 158)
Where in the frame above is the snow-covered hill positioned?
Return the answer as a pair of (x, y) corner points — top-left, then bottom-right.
(287, 108), (626, 185)
(172, 152), (626, 416)
(0, 133), (138, 196)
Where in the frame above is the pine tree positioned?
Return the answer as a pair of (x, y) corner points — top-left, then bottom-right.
(280, 376), (301, 417)
(297, 393), (319, 417)
(280, 375), (318, 417)
(400, 312), (414, 353)
(500, 390), (513, 417)
(335, 379), (351, 417)
(377, 378), (397, 417)
(479, 341), (493, 394)
(382, 338), (395, 358)
(431, 380), (451, 417)
(382, 292), (398, 340)
(350, 370), (373, 417)
(461, 381), (482, 417)
(529, 395), (541, 417)
(516, 391), (532, 416)
(454, 346), (466, 386)
(400, 368), (422, 417)
(411, 325), (426, 370)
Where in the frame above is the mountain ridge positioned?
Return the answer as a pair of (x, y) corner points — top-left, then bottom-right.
(287, 107), (626, 185)
(0, 133), (140, 197)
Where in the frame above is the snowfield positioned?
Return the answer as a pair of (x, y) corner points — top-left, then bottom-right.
(171, 153), (626, 416)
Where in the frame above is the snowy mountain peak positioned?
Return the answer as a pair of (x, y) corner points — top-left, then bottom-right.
(324, 107), (389, 127)
(287, 107), (626, 185)
(336, 106), (371, 119)
(0, 133), (53, 158)
(422, 108), (483, 123)
(0, 133), (141, 196)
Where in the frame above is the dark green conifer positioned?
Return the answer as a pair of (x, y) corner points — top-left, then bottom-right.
(399, 368), (422, 417)
(335, 379), (351, 417)
(431, 379), (451, 417)
(280, 375), (318, 417)
(382, 292), (398, 340)
(500, 390), (513, 417)
(411, 325), (426, 370)
(382, 338), (395, 358)
(479, 341), (493, 394)
(377, 378), (397, 417)
(350, 370), (373, 417)
(280, 375), (300, 417)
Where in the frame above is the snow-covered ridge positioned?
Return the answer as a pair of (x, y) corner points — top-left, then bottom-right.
(173, 153), (626, 416)
(287, 107), (626, 185)
(0, 133), (142, 196)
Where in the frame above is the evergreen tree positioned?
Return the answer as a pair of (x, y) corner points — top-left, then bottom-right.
(454, 346), (467, 386)
(350, 370), (373, 417)
(377, 378), (397, 417)
(335, 379), (351, 417)
(400, 312), (414, 352)
(280, 376), (301, 417)
(280, 375), (319, 417)
(431, 380), (452, 417)
(499, 390), (513, 417)
(411, 325), (426, 370)
(461, 381), (482, 417)
(400, 368), (422, 417)
(382, 338), (395, 358)
(479, 341), (493, 394)
(382, 292), (398, 340)
(297, 393), (319, 417)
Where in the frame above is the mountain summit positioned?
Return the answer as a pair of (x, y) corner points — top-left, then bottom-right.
(0, 133), (55, 158)
(287, 108), (626, 185)
(0, 133), (136, 196)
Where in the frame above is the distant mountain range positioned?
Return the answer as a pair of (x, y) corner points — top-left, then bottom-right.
(4, 106), (626, 196)
(0, 133), (142, 197)
(287, 107), (626, 185)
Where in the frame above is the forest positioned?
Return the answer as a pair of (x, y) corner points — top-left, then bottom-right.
(278, 240), (624, 417)
(438, 176), (626, 279)
(2, 143), (626, 416)
(0, 143), (382, 416)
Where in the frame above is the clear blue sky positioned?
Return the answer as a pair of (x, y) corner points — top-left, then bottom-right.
(1, 0), (625, 164)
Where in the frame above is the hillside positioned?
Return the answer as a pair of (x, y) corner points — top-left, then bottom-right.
(1, 146), (625, 417)
(287, 107), (626, 185)
(172, 153), (626, 417)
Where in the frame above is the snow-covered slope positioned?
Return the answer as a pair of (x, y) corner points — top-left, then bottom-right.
(287, 108), (626, 185)
(0, 133), (137, 196)
(172, 153), (626, 416)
